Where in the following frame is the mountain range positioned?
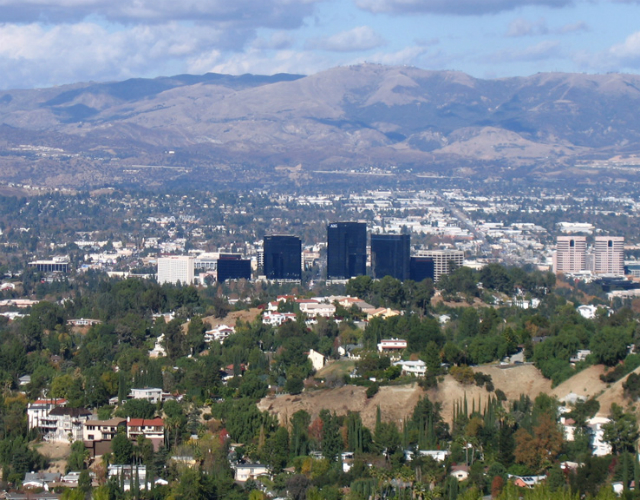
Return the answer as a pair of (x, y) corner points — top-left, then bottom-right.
(2, 64), (640, 189)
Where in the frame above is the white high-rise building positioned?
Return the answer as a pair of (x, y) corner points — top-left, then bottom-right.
(553, 236), (586, 274)
(594, 236), (624, 275)
(415, 249), (464, 282)
(157, 256), (194, 285)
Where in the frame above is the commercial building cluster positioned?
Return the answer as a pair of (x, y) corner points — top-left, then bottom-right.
(157, 222), (464, 286)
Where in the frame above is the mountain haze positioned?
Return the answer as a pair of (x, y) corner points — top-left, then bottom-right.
(1, 64), (640, 188)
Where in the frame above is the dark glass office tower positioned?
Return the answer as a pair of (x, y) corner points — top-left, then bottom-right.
(263, 235), (302, 280)
(327, 222), (367, 279)
(410, 257), (435, 282)
(371, 234), (410, 281)
(217, 255), (251, 282)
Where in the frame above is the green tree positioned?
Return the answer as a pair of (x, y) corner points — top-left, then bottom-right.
(320, 410), (342, 461)
(603, 403), (639, 454)
(591, 327), (631, 366)
(111, 432), (133, 464)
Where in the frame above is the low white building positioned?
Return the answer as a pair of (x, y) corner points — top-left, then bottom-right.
(27, 398), (67, 431)
(148, 334), (166, 358)
(233, 463), (270, 482)
(205, 325), (235, 343)
(298, 302), (336, 318)
(262, 312), (297, 326)
(393, 360), (427, 377)
(308, 349), (326, 372)
(587, 416), (613, 457)
(40, 407), (92, 443)
(129, 387), (173, 404)
(378, 338), (407, 353)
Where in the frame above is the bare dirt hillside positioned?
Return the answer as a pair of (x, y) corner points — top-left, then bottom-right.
(259, 364), (556, 428)
(258, 384), (425, 429)
(427, 365), (553, 424)
(551, 365), (608, 402)
(32, 441), (70, 473)
(258, 363), (637, 428)
(203, 308), (261, 328)
(596, 366), (640, 417)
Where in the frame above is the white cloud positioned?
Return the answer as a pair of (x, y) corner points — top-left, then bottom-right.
(607, 31), (640, 66)
(555, 20), (588, 34)
(0, 0), (322, 28)
(487, 40), (561, 63)
(0, 22), (227, 88)
(252, 31), (296, 50)
(350, 45), (429, 65)
(206, 49), (331, 75)
(506, 17), (548, 37)
(307, 26), (386, 52)
(355, 0), (574, 16)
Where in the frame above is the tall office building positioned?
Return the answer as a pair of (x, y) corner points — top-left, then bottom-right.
(263, 235), (302, 281)
(415, 250), (464, 282)
(410, 257), (435, 282)
(327, 222), (367, 280)
(553, 236), (586, 274)
(217, 255), (251, 282)
(371, 234), (410, 281)
(594, 236), (624, 275)
(157, 256), (194, 285)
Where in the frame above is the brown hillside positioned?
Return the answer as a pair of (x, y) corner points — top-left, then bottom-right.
(596, 365), (640, 417)
(551, 364), (608, 401)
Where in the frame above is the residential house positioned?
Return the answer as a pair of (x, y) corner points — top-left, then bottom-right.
(377, 338), (407, 353)
(40, 407), (92, 443)
(27, 399), (67, 431)
(393, 360), (427, 377)
(67, 318), (102, 327)
(298, 302), (335, 318)
(128, 387), (174, 404)
(126, 417), (164, 451)
(23, 472), (62, 489)
(148, 334), (166, 358)
(83, 418), (126, 457)
(450, 465), (470, 481)
(338, 343), (362, 360)
(511, 475), (547, 488)
(419, 450), (451, 461)
(587, 416), (613, 456)
(367, 308), (401, 320)
(5, 494), (60, 500)
(262, 312), (296, 326)
(107, 464), (165, 491)
(308, 349), (325, 372)
(204, 325), (235, 343)
(232, 463), (271, 482)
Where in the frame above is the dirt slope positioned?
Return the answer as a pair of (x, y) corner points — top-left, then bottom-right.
(551, 365), (608, 402)
(258, 363), (635, 428)
(258, 384), (425, 429)
(596, 365), (640, 417)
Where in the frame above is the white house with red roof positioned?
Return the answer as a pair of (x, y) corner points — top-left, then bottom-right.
(377, 339), (407, 353)
(126, 417), (164, 451)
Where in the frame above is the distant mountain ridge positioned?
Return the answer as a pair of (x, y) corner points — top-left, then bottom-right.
(1, 64), (640, 188)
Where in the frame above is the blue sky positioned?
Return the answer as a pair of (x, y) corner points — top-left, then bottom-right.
(1, 0), (640, 89)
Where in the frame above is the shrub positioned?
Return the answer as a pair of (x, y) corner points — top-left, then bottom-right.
(450, 365), (475, 385)
(366, 383), (379, 399)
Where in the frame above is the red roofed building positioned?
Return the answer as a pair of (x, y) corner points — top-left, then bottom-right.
(127, 417), (165, 451)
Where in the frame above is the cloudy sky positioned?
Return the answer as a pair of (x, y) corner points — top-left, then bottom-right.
(2, 0), (640, 89)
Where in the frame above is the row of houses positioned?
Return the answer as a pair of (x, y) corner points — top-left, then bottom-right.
(27, 398), (165, 456)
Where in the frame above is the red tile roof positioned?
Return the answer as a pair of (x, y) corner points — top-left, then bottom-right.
(127, 418), (164, 427)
